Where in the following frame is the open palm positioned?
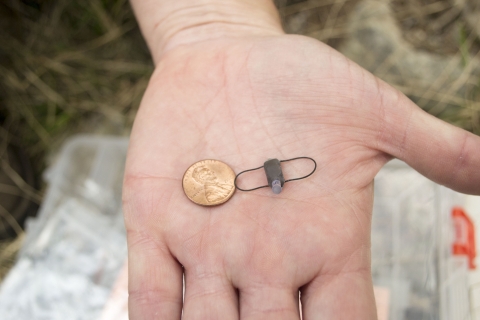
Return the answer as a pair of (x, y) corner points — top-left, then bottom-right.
(123, 35), (480, 320)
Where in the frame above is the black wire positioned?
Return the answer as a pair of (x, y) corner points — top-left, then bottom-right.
(234, 157), (316, 192)
(281, 157), (317, 183)
(234, 164), (269, 192)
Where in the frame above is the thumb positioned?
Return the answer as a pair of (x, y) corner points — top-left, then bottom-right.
(375, 81), (480, 195)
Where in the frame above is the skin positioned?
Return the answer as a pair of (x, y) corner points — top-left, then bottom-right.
(124, 2), (480, 319)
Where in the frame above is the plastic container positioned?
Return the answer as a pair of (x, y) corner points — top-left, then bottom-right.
(372, 159), (471, 320)
(0, 136), (128, 320)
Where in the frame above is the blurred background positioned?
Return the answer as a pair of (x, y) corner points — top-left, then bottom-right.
(0, 0), (479, 318)
(0, 0), (151, 278)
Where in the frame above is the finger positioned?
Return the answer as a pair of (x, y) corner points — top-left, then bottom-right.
(183, 268), (239, 320)
(239, 285), (300, 320)
(301, 271), (376, 320)
(374, 81), (480, 195)
(127, 229), (183, 320)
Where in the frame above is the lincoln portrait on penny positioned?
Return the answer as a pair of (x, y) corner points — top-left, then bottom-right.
(192, 166), (233, 203)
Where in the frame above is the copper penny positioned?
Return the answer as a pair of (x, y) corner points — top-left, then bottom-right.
(182, 159), (236, 206)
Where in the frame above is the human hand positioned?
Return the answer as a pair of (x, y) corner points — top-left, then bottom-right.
(124, 1), (480, 319)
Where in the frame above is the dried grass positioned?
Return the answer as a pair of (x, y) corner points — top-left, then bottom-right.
(0, 0), (152, 281)
(390, 0), (480, 132)
(0, 0), (152, 163)
(0, 233), (24, 280)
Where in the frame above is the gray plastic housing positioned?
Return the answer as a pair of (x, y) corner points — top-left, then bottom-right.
(263, 159), (285, 193)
